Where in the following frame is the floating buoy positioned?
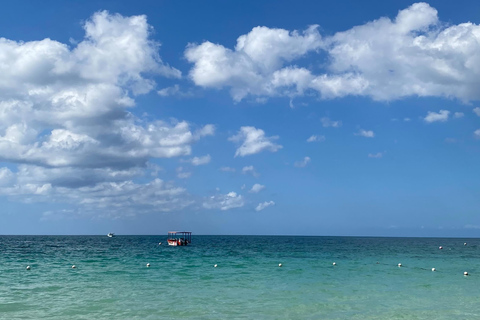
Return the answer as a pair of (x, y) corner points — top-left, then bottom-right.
(214, 264), (217, 268)
(432, 268), (436, 272)
(398, 263), (402, 267)
(332, 262), (336, 266)
(146, 263), (150, 267)
(278, 263), (282, 267)
(158, 242), (162, 245)
(464, 271), (469, 276)
(464, 242), (467, 246)
(439, 246), (443, 250)
(72, 265), (76, 269)
(26, 266), (31, 270)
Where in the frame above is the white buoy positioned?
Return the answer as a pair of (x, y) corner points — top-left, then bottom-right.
(432, 268), (436, 272)
(26, 266), (31, 270)
(146, 263), (150, 267)
(278, 263), (282, 267)
(398, 263), (402, 267)
(439, 246), (443, 250)
(333, 262), (336, 266)
(464, 242), (467, 246)
(464, 271), (469, 276)
(214, 264), (217, 268)
(159, 242), (162, 245)
(72, 265), (76, 269)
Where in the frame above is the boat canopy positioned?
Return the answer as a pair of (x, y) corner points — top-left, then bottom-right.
(167, 231), (192, 243)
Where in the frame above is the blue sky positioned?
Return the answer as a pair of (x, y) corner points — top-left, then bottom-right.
(0, 0), (479, 236)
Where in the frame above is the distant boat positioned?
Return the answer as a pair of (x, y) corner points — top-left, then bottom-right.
(167, 231), (191, 246)
(107, 233), (115, 237)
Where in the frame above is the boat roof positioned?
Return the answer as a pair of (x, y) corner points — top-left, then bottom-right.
(168, 231), (191, 234)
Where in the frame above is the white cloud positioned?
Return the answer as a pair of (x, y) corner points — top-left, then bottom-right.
(157, 84), (193, 97)
(185, 3), (480, 102)
(474, 129), (480, 139)
(404, 118), (411, 122)
(158, 84), (180, 97)
(0, 167), (14, 187)
(321, 117), (342, 128)
(203, 191), (245, 211)
(242, 165), (259, 177)
(0, 170), (192, 217)
(195, 124), (216, 138)
(454, 112), (464, 118)
(424, 110), (450, 123)
(368, 152), (383, 158)
(355, 129), (375, 138)
(229, 126), (282, 157)
(474, 108), (480, 117)
(187, 154), (211, 166)
(294, 156), (311, 167)
(185, 25), (323, 101)
(176, 167), (192, 179)
(255, 201), (275, 212)
(249, 183), (265, 193)
(219, 166), (236, 172)
(307, 135), (326, 142)
(0, 11), (217, 216)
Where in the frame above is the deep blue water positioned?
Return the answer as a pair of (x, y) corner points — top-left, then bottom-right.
(0, 235), (479, 319)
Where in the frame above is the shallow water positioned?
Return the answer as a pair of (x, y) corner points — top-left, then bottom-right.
(0, 235), (479, 319)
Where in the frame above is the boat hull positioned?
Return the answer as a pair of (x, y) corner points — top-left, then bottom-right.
(167, 239), (187, 246)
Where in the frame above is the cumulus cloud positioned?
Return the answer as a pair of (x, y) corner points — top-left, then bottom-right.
(355, 129), (375, 138)
(242, 165), (259, 177)
(185, 25), (323, 101)
(307, 135), (326, 142)
(249, 183), (265, 193)
(186, 154), (211, 166)
(424, 110), (450, 123)
(185, 3), (480, 102)
(255, 201), (275, 212)
(321, 117), (342, 128)
(294, 156), (311, 167)
(475, 129), (480, 139)
(0, 171), (192, 216)
(157, 84), (193, 97)
(203, 191), (245, 211)
(0, 11), (213, 216)
(0, 167), (14, 187)
(176, 167), (192, 179)
(454, 112), (464, 118)
(368, 152), (383, 158)
(229, 126), (282, 157)
(474, 108), (480, 117)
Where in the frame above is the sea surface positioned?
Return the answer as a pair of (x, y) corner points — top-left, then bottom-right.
(0, 235), (479, 319)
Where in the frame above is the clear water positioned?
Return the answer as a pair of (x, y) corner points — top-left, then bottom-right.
(0, 236), (479, 319)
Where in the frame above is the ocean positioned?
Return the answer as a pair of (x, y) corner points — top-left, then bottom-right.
(0, 235), (479, 319)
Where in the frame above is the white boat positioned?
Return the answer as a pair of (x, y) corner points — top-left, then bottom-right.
(107, 233), (115, 237)
(167, 231), (191, 246)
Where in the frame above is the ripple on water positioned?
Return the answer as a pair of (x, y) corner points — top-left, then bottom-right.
(1, 235), (480, 319)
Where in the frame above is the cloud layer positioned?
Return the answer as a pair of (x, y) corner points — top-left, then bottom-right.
(0, 11), (212, 216)
(185, 3), (480, 102)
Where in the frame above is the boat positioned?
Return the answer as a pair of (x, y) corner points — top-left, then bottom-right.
(107, 232), (115, 237)
(167, 231), (191, 246)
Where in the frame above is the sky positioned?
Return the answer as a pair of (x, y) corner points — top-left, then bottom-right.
(0, 0), (479, 236)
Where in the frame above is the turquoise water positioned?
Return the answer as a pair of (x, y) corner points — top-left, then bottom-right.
(1, 236), (480, 319)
